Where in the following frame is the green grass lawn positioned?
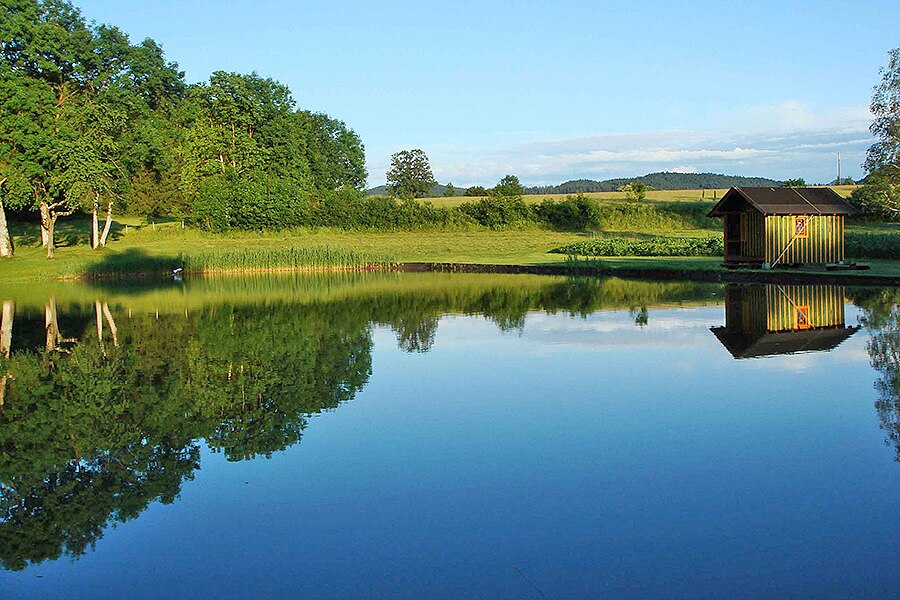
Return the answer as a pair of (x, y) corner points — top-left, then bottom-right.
(0, 217), (593, 282)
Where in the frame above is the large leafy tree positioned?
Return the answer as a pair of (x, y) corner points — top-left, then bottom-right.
(865, 47), (900, 176)
(853, 47), (900, 218)
(0, 0), (92, 257)
(181, 71), (294, 182)
(0, 0), (185, 258)
(296, 110), (367, 191)
(386, 148), (435, 199)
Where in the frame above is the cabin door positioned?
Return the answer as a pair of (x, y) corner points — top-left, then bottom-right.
(725, 214), (742, 260)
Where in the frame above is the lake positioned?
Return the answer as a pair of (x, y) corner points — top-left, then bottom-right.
(0, 273), (898, 599)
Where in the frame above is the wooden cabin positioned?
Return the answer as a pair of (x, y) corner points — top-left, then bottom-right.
(708, 187), (857, 267)
(710, 284), (859, 358)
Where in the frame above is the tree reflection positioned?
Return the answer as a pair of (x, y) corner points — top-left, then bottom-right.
(0, 276), (723, 570)
(393, 315), (439, 353)
(851, 289), (900, 461)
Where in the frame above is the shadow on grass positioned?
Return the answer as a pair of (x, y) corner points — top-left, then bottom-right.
(80, 248), (182, 281)
(11, 216), (131, 249)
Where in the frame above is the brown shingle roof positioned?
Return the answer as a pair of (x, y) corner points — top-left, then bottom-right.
(710, 325), (860, 359)
(708, 187), (858, 217)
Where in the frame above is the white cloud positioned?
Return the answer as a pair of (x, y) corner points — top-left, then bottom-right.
(366, 102), (875, 187)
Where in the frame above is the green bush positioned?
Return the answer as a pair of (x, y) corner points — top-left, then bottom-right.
(552, 236), (724, 257)
(534, 194), (601, 229)
(311, 191), (472, 230)
(845, 232), (900, 259)
(194, 174), (312, 231)
(849, 172), (900, 220)
(457, 196), (535, 229)
(593, 202), (716, 231)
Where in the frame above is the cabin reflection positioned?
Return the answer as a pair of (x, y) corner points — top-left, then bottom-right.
(711, 284), (859, 358)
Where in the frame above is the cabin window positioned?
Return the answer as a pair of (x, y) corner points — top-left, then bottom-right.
(796, 305), (810, 330)
(794, 215), (808, 238)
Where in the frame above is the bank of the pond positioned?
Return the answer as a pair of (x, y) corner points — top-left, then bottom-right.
(67, 257), (900, 287)
(4, 222), (900, 286)
(402, 261), (900, 286)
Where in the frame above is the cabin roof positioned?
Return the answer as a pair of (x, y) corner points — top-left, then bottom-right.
(707, 187), (858, 217)
(710, 325), (860, 359)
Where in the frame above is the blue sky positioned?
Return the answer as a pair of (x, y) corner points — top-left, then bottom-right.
(76, 0), (899, 187)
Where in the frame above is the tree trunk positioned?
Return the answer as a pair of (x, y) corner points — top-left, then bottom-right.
(0, 196), (12, 259)
(46, 215), (55, 259)
(0, 300), (12, 358)
(91, 196), (99, 249)
(102, 302), (118, 347)
(99, 200), (114, 246)
(40, 201), (51, 248)
(0, 300), (11, 409)
(95, 300), (106, 358)
(45, 297), (59, 352)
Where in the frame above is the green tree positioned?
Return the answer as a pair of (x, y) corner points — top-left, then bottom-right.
(0, 0), (94, 258)
(0, 0), (186, 257)
(492, 174), (524, 198)
(618, 179), (651, 201)
(53, 97), (127, 248)
(850, 169), (900, 218)
(464, 185), (487, 197)
(181, 71), (294, 184)
(783, 178), (807, 187)
(865, 47), (900, 178)
(296, 110), (367, 191)
(853, 47), (900, 219)
(444, 182), (455, 197)
(386, 149), (435, 199)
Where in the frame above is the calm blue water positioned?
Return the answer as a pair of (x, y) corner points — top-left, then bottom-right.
(0, 274), (898, 599)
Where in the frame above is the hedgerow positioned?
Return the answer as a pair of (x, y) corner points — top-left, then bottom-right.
(194, 187), (719, 233)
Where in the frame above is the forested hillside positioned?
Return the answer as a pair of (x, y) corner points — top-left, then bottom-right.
(0, 0), (366, 256)
(368, 171), (781, 197)
(524, 172), (781, 194)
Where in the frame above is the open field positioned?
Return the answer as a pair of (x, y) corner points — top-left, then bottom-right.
(417, 185), (859, 208)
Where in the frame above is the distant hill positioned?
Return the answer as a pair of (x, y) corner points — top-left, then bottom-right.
(524, 172), (782, 194)
(366, 172), (782, 197)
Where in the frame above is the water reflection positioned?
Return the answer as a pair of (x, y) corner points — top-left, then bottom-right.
(711, 284), (860, 358)
(0, 274), (897, 582)
(0, 275), (722, 572)
(849, 288), (900, 462)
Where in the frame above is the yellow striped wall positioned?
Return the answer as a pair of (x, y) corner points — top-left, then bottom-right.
(765, 215), (844, 265)
(763, 284), (846, 332)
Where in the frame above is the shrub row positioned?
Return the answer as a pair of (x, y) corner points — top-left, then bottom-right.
(552, 236), (724, 257)
(193, 178), (718, 233)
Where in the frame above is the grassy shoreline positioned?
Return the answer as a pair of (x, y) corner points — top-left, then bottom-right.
(3, 204), (900, 285)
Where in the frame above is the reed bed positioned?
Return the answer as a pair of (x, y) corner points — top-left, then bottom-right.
(180, 246), (397, 273)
